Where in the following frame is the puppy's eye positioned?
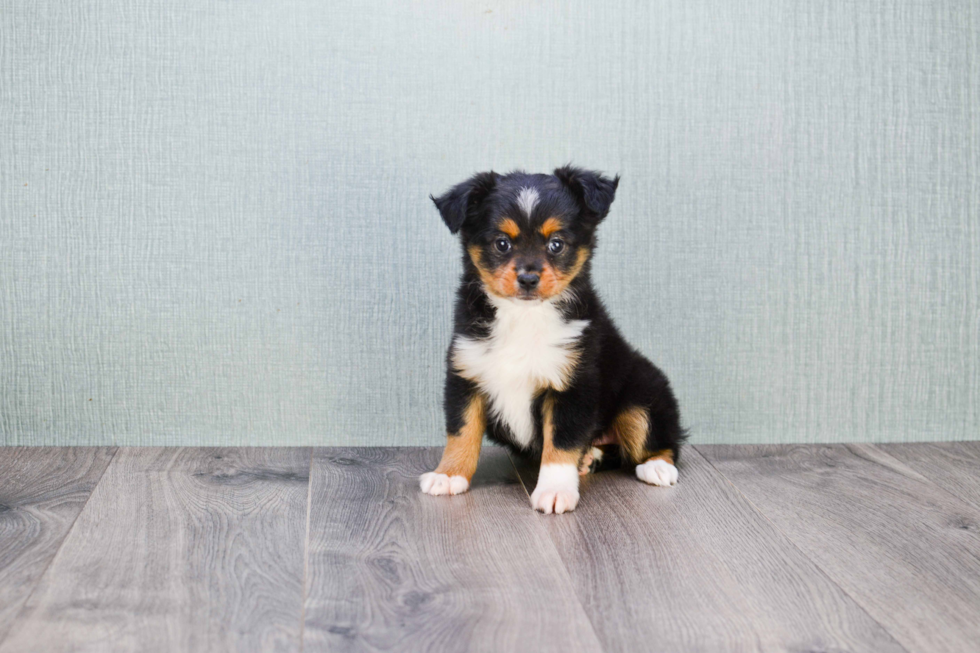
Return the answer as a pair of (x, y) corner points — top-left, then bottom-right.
(548, 238), (565, 254)
(494, 238), (511, 253)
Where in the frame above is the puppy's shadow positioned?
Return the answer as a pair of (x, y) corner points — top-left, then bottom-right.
(499, 448), (604, 494)
(469, 445), (528, 490)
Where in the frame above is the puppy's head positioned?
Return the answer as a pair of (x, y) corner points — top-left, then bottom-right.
(431, 166), (619, 301)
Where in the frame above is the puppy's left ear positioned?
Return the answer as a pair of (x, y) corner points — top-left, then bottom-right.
(554, 165), (620, 222)
(430, 171), (499, 235)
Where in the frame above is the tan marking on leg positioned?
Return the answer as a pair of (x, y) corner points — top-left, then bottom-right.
(539, 217), (563, 238)
(635, 446), (678, 486)
(541, 394), (585, 467)
(643, 449), (674, 466)
(610, 405), (651, 464)
(498, 218), (521, 239)
(434, 394), (486, 480)
(531, 394), (583, 513)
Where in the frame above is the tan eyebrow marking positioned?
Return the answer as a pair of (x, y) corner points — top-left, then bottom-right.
(539, 217), (563, 238)
(499, 218), (521, 239)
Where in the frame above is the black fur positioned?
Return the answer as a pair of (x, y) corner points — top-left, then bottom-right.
(430, 171), (499, 235)
(432, 167), (686, 467)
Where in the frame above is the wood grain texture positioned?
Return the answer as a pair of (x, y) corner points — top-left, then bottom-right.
(0, 448), (311, 653)
(700, 443), (980, 653)
(0, 448), (116, 644)
(879, 442), (980, 512)
(303, 447), (602, 653)
(513, 448), (904, 653)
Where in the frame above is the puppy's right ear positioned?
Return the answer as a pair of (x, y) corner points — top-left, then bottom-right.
(430, 171), (499, 234)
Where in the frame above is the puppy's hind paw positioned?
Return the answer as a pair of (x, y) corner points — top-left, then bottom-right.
(419, 472), (469, 496)
(635, 459), (678, 486)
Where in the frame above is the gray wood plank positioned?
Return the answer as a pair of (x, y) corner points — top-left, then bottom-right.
(514, 448), (906, 653)
(0, 447), (116, 644)
(0, 447), (310, 653)
(878, 442), (980, 513)
(303, 446), (603, 653)
(700, 443), (980, 653)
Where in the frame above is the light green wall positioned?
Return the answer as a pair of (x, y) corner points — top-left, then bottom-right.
(2, 1), (977, 446)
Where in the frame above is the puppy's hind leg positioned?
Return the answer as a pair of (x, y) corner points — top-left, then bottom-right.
(635, 448), (680, 487)
(578, 442), (623, 475)
(613, 358), (686, 487)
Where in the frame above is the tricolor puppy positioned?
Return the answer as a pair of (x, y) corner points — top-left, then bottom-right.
(420, 166), (686, 514)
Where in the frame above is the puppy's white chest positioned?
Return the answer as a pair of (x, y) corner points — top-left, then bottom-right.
(452, 297), (588, 449)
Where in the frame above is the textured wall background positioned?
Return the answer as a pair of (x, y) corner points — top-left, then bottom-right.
(1, 1), (978, 446)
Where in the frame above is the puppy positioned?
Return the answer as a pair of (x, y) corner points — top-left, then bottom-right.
(420, 166), (686, 514)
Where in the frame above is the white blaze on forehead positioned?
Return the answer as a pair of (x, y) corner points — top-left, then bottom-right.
(516, 187), (540, 218)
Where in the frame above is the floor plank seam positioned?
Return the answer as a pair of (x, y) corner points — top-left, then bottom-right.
(298, 447), (315, 653)
(505, 450), (611, 653)
(691, 445), (914, 653)
(863, 443), (980, 517)
(0, 446), (120, 651)
(505, 450), (532, 500)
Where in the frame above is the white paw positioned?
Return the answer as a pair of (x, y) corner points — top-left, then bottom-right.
(531, 487), (580, 514)
(419, 472), (469, 496)
(530, 464), (580, 514)
(636, 459), (678, 486)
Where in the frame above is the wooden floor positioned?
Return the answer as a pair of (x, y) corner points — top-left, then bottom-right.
(0, 444), (978, 652)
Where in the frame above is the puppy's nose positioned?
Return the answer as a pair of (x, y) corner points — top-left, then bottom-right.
(517, 273), (540, 291)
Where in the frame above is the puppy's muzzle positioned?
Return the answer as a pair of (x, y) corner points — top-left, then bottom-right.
(517, 272), (540, 291)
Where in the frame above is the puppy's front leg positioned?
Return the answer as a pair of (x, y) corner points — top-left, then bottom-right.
(420, 392), (485, 496)
(530, 393), (592, 514)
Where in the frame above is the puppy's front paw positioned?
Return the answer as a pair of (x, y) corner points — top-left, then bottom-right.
(531, 486), (580, 514)
(419, 472), (469, 496)
(635, 459), (678, 486)
(530, 464), (580, 514)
